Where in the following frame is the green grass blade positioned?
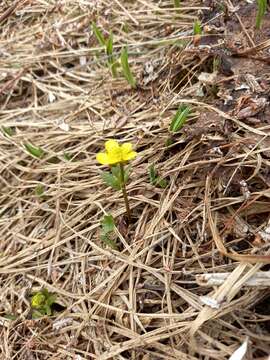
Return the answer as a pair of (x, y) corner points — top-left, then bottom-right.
(170, 104), (191, 133)
(193, 20), (202, 35)
(120, 46), (136, 88)
(92, 22), (106, 47)
(25, 143), (44, 158)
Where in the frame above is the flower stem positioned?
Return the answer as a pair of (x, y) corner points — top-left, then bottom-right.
(119, 163), (131, 223)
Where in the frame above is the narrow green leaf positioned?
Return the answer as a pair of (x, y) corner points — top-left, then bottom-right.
(2, 126), (14, 137)
(256, 0), (267, 29)
(63, 152), (72, 161)
(106, 32), (113, 58)
(193, 20), (202, 35)
(120, 46), (136, 88)
(170, 104), (191, 133)
(149, 164), (157, 185)
(25, 143), (44, 158)
(92, 22), (106, 47)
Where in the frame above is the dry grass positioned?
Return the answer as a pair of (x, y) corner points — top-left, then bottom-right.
(1, 1), (270, 359)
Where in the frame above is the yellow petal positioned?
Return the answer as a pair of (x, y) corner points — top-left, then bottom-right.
(122, 151), (137, 161)
(105, 139), (120, 153)
(121, 143), (132, 154)
(96, 152), (110, 165)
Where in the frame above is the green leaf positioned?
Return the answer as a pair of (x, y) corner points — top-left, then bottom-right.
(63, 152), (72, 161)
(102, 171), (121, 190)
(149, 164), (157, 185)
(106, 32), (113, 58)
(35, 184), (45, 197)
(101, 214), (115, 234)
(155, 177), (168, 188)
(120, 46), (136, 88)
(193, 20), (202, 35)
(25, 143), (44, 158)
(92, 22), (106, 47)
(101, 234), (118, 250)
(149, 164), (168, 188)
(256, 0), (267, 29)
(2, 126), (14, 137)
(170, 104), (191, 133)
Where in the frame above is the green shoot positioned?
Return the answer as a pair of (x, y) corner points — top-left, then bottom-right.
(31, 288), (57, 318)
(35, 184), (45, 197)
(174, 0), (180, 7)
(120, 46), (136, 88)
(1, 126), (14, 137)
(149, 164), (168, 188)
(92, 22), (106, 47)
(100, 215), (118, 250)
(106, 31), (117, 77)
(92, 23), (117, 77)
(63, 152), (72, 161)
(256, 0), (267, 29)
(101, 164), (129, 191)
(170, 104), (191, 133)
(193, 20), (202, 35)
(25, 143), (44, 158)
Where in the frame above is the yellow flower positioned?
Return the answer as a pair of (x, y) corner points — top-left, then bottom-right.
(96, 139), (137, 165)
(31, 292), (46, 309)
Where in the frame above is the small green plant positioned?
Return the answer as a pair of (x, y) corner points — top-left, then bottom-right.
(174, 0), (180, 7)
(170, 104), (191, 133)
(256, 0), (267, 29)
(96, 139), (137, 223)
(63, 152), (72, 161)
(1, 126), (14, 137)
(120, 46), (136, 88)
(149, 164), (168, 188)
(100, 214), (118, 249)
(35, 184), (45, 197)
(24, 143), (44, 158)
(92, 22), (118, 77)
(31, 288), (57, 318)
(193, 20), (202, 35)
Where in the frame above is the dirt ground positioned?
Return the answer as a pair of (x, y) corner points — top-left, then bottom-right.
(1, 0), (270, 359)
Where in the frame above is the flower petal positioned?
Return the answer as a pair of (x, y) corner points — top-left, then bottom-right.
(105, 139), (120, 153)
(122, 151), (137, 161)
(96, 152), (110, 165)
(121, 143), (132, 154)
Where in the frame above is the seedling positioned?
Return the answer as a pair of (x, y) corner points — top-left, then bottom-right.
(149, 164), (168, 188)
(92, 22), (118, 77)
(256, 0), (267, 29)
(97, 139), (137, 223)
(31, 288), (57, 318)
(35, 184), (45, 197)
(170, 104), (191, 133)
(100, 214), (118, 249)
(193, 20), (202, 35)
(25, 143), (44, 158)
(1, 126), (14, 137)
(120, 46), (136, 88)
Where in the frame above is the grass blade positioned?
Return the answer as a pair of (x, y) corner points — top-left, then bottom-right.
(92, 22), (106, 47)
(120, 46), (136, 88)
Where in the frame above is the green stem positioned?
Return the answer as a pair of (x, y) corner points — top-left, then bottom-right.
(119, 163), (131, 223)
